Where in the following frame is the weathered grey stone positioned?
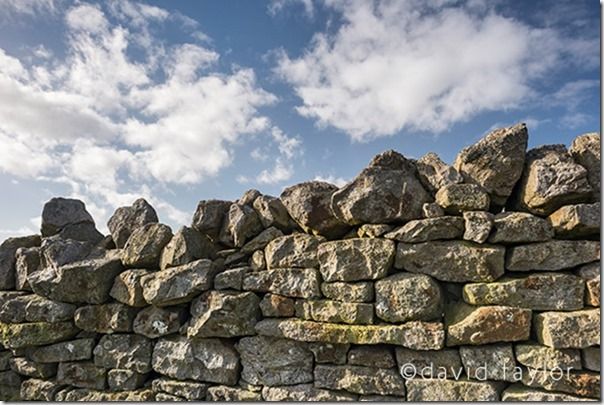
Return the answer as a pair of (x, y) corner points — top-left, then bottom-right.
(56, 221), (103, 243)
(207, 385), (262, 401)
(242, 268), (321, 299)
(395, 347), (462, 377)
(239, 188), (261, 206)
(219, 203), (263, 248)
(9, 357), (57, 378)
(151, 377), (209, 400)
(384, 217), (464, 242)
(358, 394), (405, 401)
(2, 294), (75, 324)
(20, 378), (64, 401)
(110, 269), (151, 307)
(159, 226), (216, 269)
(253, 195), (294, 231)
(295, 299), (374, 325)
(107, 198), (158, 248)
(582, 347), (600, 371)
(0, 351), (11, 370)
(0, 321), (79, 349)
(191, 199), (231, 240)
(133, 306), (185, 338)
(321, 282), (374, 303)
(570, 132), (600, 197)
(74, 303), (138, 333)
(62, 388), (155, 401)
(375, 273), (442, 322)
(416, 152), (463, 194)
(41, 197), (95, 237)
(435, 183), (490, 214)
(318, 238), (395, 282)
(454, 123), (528, 206)
(0, 369), (22, 387)
(357, 224), (393, 239)
(548, 203), (600, 238)
(27, 338), (95, 363)
(241, 227), (283, 254)
(141, 259), (219, 306)
(57, 361), (106, 390)
(14, 247), (40, 291)
(188, 291), (260, 338)
(262, 384), (357, 401)
(445, 303), (531, 346)
(463, 211), (493, 243)
(422, 202), (445, 218)
(255, 318), (444, 350)
(0, 294), (32, 322)
(122, 223), (173, 268)
(38, 236), (93, 269)
(223, 250), (248, 268)
(488, 211), (554, 243)
(501, 383), (595, 401)
(237, 336), (313, 386)
(534, 309), (600, 348)
(155, 392), (185, 401)
(396, 241), (505, 282)
(331, 151), (431, 225)
(576, 262), (600, 306)
(460, 344), (517, 381)
(515, 342), (581, 370)
(463, 273), (585, 310)
(506, 240), (599, 271)
(93, 334), (152, 373)
(521, 369), (600, 399)
(107, 369), (147, 391)
(308, 342), (349, 365)
(250, 250), (265, 271)
(513, 145), (593, 215)
(152, 336), (239, 385)
(265, 234), (324, 269)
(406, 378), (503, 401)
(0, 384), (20, 401)
(0, 235), (40, 290)
(314, 365), (406, 396)
(259, 293), (295, 317)
(214, 267), (249, 290)
(348, 345), (396, 368)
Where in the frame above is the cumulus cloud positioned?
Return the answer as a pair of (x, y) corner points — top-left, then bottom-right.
(313, 174), (348, 187)
(275, 0), (598, 141)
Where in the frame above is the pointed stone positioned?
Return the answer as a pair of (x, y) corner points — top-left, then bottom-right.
(41, 197), (95, 237)
(253, 195), (295, 231)
(416, 152), (463, 194)
(107, 198), (158, 248)
(122, 223), (173, 269)
(191, 199), (231, 240)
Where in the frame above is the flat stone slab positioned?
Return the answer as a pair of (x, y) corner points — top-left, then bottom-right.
(534, 308), (600, 348)
(515, 342), (581, 370)
(406, 378), (504, 401)
(242, 268), (321, 299)
(502, 383), (595, 401)
(295, 299), (374, 325)
(506, 240), (600, 271)
(314, 365), (406, 396)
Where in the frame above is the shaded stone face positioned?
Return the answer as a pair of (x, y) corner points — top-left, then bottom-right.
(533, 309), (600, 349)
(107, 198), (158, 248)
(122, 223), (173, 269)
(416, 152), (464, 194)
(548, 202), (600, 238)
(93, 334), (153, 373)
(41, 197), (95, 237)
(159, 226), (216, 270)
(57, 361), (106, 390)
(0, 235), (41, 290)
(569, 132), (600, 198)
(488, 211), (554, 244)
(191, 199), (231, 240)
(74, 303), (138, 333)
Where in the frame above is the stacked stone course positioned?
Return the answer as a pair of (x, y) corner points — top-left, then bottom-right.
(0, 124), (600, 401)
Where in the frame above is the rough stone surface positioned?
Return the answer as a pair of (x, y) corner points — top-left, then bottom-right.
(295, 299), (374, 325)
(151, 377), (208, 400)
(93, 334), (152, 373)
(0, 235), (41, 290)
(107, 198), (158, 248)
(27, 338), (95, 363)
(262, 384), (357, 401)
(107, 369), (148, 392)
(219, 203), (263, 248)
(395, 347), (462, 377)
(122, 223), (173, 269)
(463, 211), (494, 243)
(207, 385), (262, 401)
(62, 388), (155, 401)
(520, 369), (600, 399)
(41, 197), (95, 237)
(534, 309), (600, 348)
(264, 234), (324, 269)
(416, 152), (464, 194)
(348, 345), (396, 368)
(14, 247), (40, 291)
(321, 282), (374, 303)
(569, 132), (600, 197)
(375, 273), (442, 322)
(506, 240), (600, 271)
(576, 262), (600, 306)
(9, 357), (57, 378)
(384, 216), (464, 242)
(110, 269), (151, 307)
(160, 226), (216, 269)
(422, 202), (444, 218)
(133, 306), (185, 338)
(241, 226), (283, 254)
(252, 195), (294, 231)
(515, 342), (581, 370)
(406, 378), (503, 401)
(460, 344), (517, 381)
(191, 200), (231, 241)
(20, 378), (64, 401)
(548, 202), (600, 238)
(242, 268), (321, 299)
(502, 383), (595, 401)
(436, 183), (490, 215)
(308, 342), (349, 365)
(74, 303), (138, 333)
(57, 361), (106, 390)
(0, 321), (79, 349)
(488, 211), (554, 243)
(259, 293), (295, 317)
(357, 224), (393, 238)
(314, 365), (406, 396)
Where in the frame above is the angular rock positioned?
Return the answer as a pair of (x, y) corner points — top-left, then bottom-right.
(57, 361), (106, 390)
(255, 318), (444, 350)
(107, 198), (158, 248)
(38, 236), (93, 269)
(56, 221), (103, 243)
(321, 282), (374, 303)
(241, 227), (283, 254)
(318, 238), (395, 282)
(331, 151), (431, 225)
(570, 132), (600, 197)
(416, 152), (463, 194)
(253, 195), (294, 231)
(445, 303), (531, 346)
(0, 235), (40, 290)
(462, 273), (585, 310)
(265, 234), (324, 269)
(396, 241), (505, 282)
(242, 268), (321, 299)
(93, 334), (152, 373)
(62, 388), (155, 401)
(214, 267), (249, 290)
(219, 203), (263, 248)
(576, 262), (600, 306)
(348, 345), (396, 368)
(107, 369), (147, 391)
(460, 344), (517, 381)
(159, 226), (216, 269)
(463, 211), (493, 243)
(488, 211), (554, 243)
(262, 384), (357, 401)
(133, 306), (185, 338)
(250, 250), (265, 271)
(154, 392), (184, 401)
(9, 357), (57, 378)
(74, 303), (138, 333)
(259, 293), (295, 317)
(0, 321), (79, 349)
(375, 273), (442, 322)
(20, 378), (64, 401)
(238, 188), (261, 206)
(314, 365), (406, 396)
(7, 294), (75, 324)
(14, 247), (40, 291)
(141, 259), (219, 306)
(191, 200), (231, 241)
(151, 336), (239, 385)
(506, 240), (599, 271)
(151, 377), (209, 400)
(359, 394), (405, 401)
(384, 217), (464, 242)
(295, 299), (374, 325)
(435, 183), (490, 214)
(41, 197), (95, 237)
(0, 294), (32, 323)
(308, 342), (349, 365)
(122, 223), (173, 268)
(237, 336), (313, 386)
(406, 378), (503, 401)
(582, 347), (600, 372)
(515, 343), (581, 370)
(0, 351), (11, 370)
(357, 224), (393, 238)
(27, 338), (95, 363)
(207, 385), (262, 401)
(422, 202), (445, 218)
(502, 383), (595, 401)
(534, 309), (599, 348)
(110, 269), (151, 307)
(395, 347), (462, 377)
(548, 202), (600, 238)
(521, 369), (600, 399)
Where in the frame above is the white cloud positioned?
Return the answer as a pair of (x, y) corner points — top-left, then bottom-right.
(276, 0), (598, 141)
(313, 174), (348, 187)
(0, 0), (57, 19)
(268, 0), (314, 18)
(257, 159), (294, 184)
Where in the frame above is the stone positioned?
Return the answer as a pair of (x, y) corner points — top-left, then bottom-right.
(122, 223), (173, 268)
(445, 303), (531, 346)
(151, 377), (209, 400)
(308, 342), (349, 365)
(0, 235), (40, 290)
(576, 262), (600, 306)
(534, 309), (599, 348)
(520, 369), (600, 399)
(38, 236), (93, 269)
(191, 199), (231, 240)
(295, 299), (374, 325)
(57, 361), (106, 390)
(241, 227), (283, 254)
(5, 294), (75, 324)
(488, 211), (554, 243)
(359, 394), (405, 401)
(154, 392), (184, 401)
(141, 259), (219, 306)
(239, 188), (261, 206)
(9, 357), (57, 378)
(0, 294), (32, 323)
(20, 378), (64, 401)
(358, 225), (393, 240)
(110, 269), (151, 307)
(460, 344), (517, 381)
(0, 370), (22, 387)
(93, 334), (152, 373)
(242, 268), (321, 299)
(0, 384), (20, 401)
(133, 306), (185, 339)
(14, 247), (40, 290)
(152, 336), (239, 385)
(506, 240), (600, 271)
(264, 234), (324, 269)
(56, 221), (103, 243)
(107, 369), (147, 391)
(219, 203), (263, 248)
(501, 383), (595, 401)
(570, 132), (600, 197)
(454, 123), (528, 205)
(348, 345), (396, 368)
(0, 321), (79, 349)
(375, 273), (442, 322)
(406, 378), (503, 401)
(29, 251), (124, 304)
(259, 294), (295, 317)
(159, 226), (216, 269)
(384, 217), (464, 242)
(462, 273), (585, 310)
(514, 343), (581, 370)
(255, 318), (444, 350)
(107, 198), (158, 248)
(262, 384), (357, 401)
(223, 250), (248, 268)
(214, 267), (249, 290)
(422, 202), (445, 218)
(395, 347), (462, 377)
(513, 145), (593, 215)
(237, 336), (313, 386)
(416, 152), (464, 194)
(314, 365), (406, 396)
(250, 250), (265, 270)
(41, 197), (95, 237)
(582, 347), (600, 371)
(206, 385), (262, 401)
(318, 238), (395, 282)
(187, 291), (260, 338)
(396, 241), (505, 282)
(548, 202), (600, 238)
(62, 388), (155, 401)
(27, 338), (95, 363)
(74, 303), (138, 333)
(0, 351), (11, 370)
(463, 211), (493, 243)
(435, 183), (490, 214)
(331, 151), (431, 225)
(252, 195), (294, 231)
(321, 282), (374, 303)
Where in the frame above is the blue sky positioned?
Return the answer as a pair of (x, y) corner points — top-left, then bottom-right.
(0, 0), (600, 239)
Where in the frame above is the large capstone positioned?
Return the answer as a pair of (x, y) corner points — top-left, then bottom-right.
(191, 200), (231, 240)
(121, 223), (173, 269)
(40, 197), (95, 237)
(107, 198), (158, 248)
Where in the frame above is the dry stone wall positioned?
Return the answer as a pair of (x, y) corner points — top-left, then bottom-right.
(0, 123), (600, 401)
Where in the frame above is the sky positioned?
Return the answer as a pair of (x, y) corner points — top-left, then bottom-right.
(0, 0), (600, 239)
